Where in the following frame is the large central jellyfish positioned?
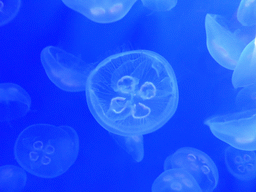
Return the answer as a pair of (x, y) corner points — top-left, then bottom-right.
(86, 50), (179, 136)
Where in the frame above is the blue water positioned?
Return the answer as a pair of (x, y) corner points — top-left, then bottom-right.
(1, 0), (255, 191)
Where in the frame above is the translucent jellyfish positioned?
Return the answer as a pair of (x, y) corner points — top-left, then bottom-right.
(61, 0), (137, 23)
(41, 46), (94, 92)
(225, 146), (256, 180)
(235, 84), (256, 111)
(0, 83), (31, 122)
(232, 38), (256, 88)
(205, 14), (246, 70)
(0, 165), (27, 192)
(109, 133), (144, 162)
(14, 124), (79, 178)
(0, 0), (21, 27)
(86, 50), (179, 136)
(205, 109), (256, 151)
(237, 0), (256, 26)
(165, 147), (219, 192)
(152, 168), (202, 192)
(141, 0), (177, 12)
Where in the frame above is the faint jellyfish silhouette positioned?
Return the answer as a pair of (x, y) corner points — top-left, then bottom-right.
(225, 146), (256, 180)
(0, 83), (31, 122)
(0, 165), (27, 192)
(235, 84), (256, 111)
(61, 0), (137, 23)
(141, 0), (177, 12)
(164, 147), (219, 192)
(237, 0), (256, 26)
(86, 50), (179, 136)
(205, 14), (246, 70)
(14, 124), (79, 178)
(152, 168), (202, 192)
(0, 0), (21, 27)
(205, 109), (256, 151)
(41, 46), (94, 92)
(109, 133), (144, 162)
(232, 38), (256, 88)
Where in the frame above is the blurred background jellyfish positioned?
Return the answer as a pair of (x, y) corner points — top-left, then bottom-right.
(0, 165), (27, 192)
(0, 83), (31, 122)
(235, 84), (256, 111)
(41, 46), (94, 92)
(141, 0), (177, 12)
(237, 0), (256, 26)
(225, 146), (256, 180)
(205, 14), (246, 70)
(232, 38), (256, 88)
(164, 147), (219, 192)
(14, 124), (79, 178)
(152, 168), (202, 192)
(0, 0), (21, 27)
(205, 109), (256, 151)
(61, 0), (138, 23)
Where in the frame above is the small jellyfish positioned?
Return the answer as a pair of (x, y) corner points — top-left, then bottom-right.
(0, 0), (21, 27)
(141, 0), (177, 12)
(41, 46), (93, 92)
(204, 109), (256, 151)
(237, 0), (256, 26)
(235, 84), (256, 111)
(86, 50), (179, 136)
(0, 83), (31, 122)
(165, 147), (219, 192)
(109, 133), (144, 162)
(152, 168), (202, 192)
(205, 14), (246, 70)
(232, 38), (256, 88)
(225, 146), (256, 180)
(14, 124), (79, 178)
(61, 0), (137, 23)
(0, 165), (27, 192)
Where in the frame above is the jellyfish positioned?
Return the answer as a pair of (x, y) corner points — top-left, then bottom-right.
(225, 146), (256, 180)
(0, 83), (31, 122)
(165, 147), (219, 192)
(41, 46), (94, 92)
(205, 14), (246, 70)
(235, 84), (256, 111)
(152, 168), (202, 192)
(86, 50), (179, 136)
(109, 133), (144, 162)
(232, 38), (256, 88)
(61, 0), (137, 23)
(141, 0), (177, 12)
(0, 165), (27, 192)
(14, 124), (79, 178)
(0, 0), (21, 27)
(205, 109), (256, 151)
(237, 0), (256, 26)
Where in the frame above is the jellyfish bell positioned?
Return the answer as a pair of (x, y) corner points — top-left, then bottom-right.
(205, 109), (256, 151)
(141, 0), (177, 12)
(237, 0), (256, 26)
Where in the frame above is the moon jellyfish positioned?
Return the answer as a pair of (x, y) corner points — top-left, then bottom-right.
(61, 0), (137, 23)
(232, 38), (256, 88)
(109, 133), (144, 162)
(237, 0), (256, 26)
(41, 46), (93, 92)
(205, 14), (246, 70)
(86, 50), (179, 136)
(235, 84), (256, 111)
(165, 147), (219, 192)
(0, 0), (21, 27)
(14, 124), (79, 178)
(152, 168), (202, 192)
(0, 83), (31, 122)
(205, 109), (256, 151)
(141, 0), (177, 12)
(225, 146), (256, 180)
(0, 165), (27, 192)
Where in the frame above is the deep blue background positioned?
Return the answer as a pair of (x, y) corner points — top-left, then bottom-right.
(0, 0), (254, 191)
